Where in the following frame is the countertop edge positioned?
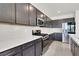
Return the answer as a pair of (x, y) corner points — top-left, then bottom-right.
(69, 34), (79, 46)
(0, 36), (42, 53)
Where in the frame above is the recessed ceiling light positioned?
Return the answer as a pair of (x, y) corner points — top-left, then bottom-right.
(40, 14), (44, 18)
(29, 5), (33, 11)
(57, 11), (61, 13)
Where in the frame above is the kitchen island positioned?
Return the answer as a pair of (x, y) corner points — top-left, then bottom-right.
(69, 34), (79, 56)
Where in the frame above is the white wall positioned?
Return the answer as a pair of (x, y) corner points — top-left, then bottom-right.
(33, 27), (62, 34)
(75, 10), (79, 37)
(32, 3), (75, 20)
(0, 23), (63, 38)
(51, 13), (74, 20)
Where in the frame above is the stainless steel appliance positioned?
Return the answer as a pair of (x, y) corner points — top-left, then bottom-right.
(32, 30), (49, 49)
(32, 30), (41, 35)
(42, 35), (49, 47)
(37, 18), (45, 26)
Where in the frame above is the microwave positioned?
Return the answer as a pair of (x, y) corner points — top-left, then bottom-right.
(37, 18), (45, 26)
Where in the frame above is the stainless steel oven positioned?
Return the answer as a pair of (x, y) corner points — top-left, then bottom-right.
(42, 35), (49, 48)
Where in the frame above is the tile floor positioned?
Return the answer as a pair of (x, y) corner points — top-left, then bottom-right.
(42, 41), (72, 56)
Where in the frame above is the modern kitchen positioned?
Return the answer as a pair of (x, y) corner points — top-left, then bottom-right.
(0, 3), (79, 56)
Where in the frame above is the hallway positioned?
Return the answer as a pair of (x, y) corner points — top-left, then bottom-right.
(42, 41), (72, 56)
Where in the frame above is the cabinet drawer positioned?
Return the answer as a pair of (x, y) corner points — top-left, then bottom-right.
(13, 52), (22, 56)
(22, 41), (34, 50)
(0, 48), (15, 56)
(0, 46), (21, 56)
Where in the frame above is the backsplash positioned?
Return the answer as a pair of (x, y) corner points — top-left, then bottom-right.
(0, 23), (62, 36)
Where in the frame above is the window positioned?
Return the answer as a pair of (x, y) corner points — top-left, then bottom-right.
(67, 22), (75, 34)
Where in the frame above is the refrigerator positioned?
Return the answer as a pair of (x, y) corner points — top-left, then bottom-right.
(62, 23), (69, 43)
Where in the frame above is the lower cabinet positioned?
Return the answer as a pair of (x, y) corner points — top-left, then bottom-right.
(22, 38), (42, 56)
(13, 52), (22, 56)
(35, 39), (42, 56)
(74, 42), (79, 56)
(22, 41), (35, 56)
(0, 45), (22, 56)
(52, 33), (62, 41)
(55, 33), (62, 41)
(49, 34), (55, 40)
(22, 46), (35, 56)
(71, 38), (75, 56)
(71, 38), (79, 56)
(0, 38), (42, 56)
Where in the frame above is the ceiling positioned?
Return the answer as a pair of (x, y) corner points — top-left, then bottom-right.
(32, 3), (79, 20)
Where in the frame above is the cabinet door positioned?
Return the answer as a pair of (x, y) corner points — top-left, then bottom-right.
(43, 15), (47, 26)
(29, 4), (36, 26)
(16, 3), (29, 25)
(23, 45), (35, 56)
(74, 42), (79, 56)
(76, 46), (79, 56)
(71, 39), (75, 56)
(47, 17), (51, 21)
(54, 33), (62, 41)
(44, 15), (47, 20)
(0, 3), (15, 23)
(22, 41), (35, 56)
(35, 39), (42, 56)
(36, 42), (42, 56)
(37, 10), (44, 19)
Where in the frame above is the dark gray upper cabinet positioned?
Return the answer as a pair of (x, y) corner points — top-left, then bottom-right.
(16, 3), (29, 25)
(37, 10), (47, 26)
(0, 3), (51, 26)
(37, 10), (44, 19)
(46, 17), (51, 21)
(43, 15), (47, 26)
(0, 3), (15, 23)
(45, 17), (52, 27)
(29, 4), (37, 26)
(37, 10), (47, 21)
(43, 15), (47, 21)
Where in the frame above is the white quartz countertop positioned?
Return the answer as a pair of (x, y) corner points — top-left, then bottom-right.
(0, 24), (42, 53)
(69, 34), (79, 46)
(0, 33), (42, 53)
(0, 23), (61, 53)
